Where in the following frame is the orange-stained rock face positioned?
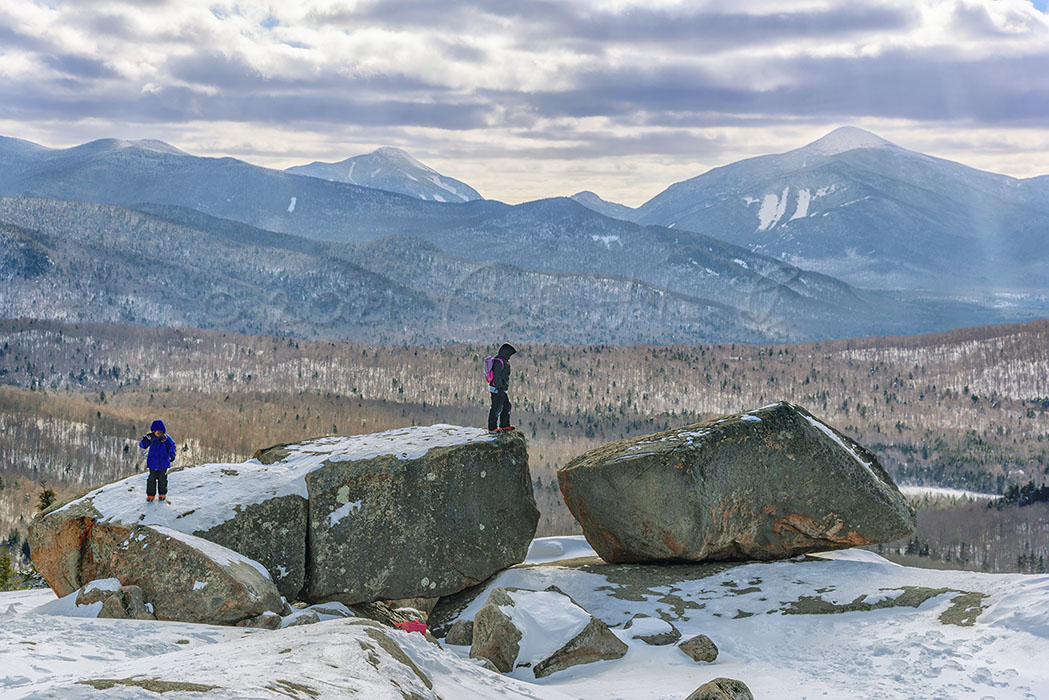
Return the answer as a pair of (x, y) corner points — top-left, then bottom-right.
(558, 402), (915, 564)
(28, 501), (108, 598)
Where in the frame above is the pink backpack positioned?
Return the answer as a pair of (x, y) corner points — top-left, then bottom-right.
(484, 356), (504, 384)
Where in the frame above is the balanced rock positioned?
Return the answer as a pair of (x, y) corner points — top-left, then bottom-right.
(470, 587), (627, 678)
(558, 402), (915, 563)
(686, 677), (754, 700)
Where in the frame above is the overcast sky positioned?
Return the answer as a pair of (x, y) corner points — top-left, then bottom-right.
(2, 0), (1048, 205)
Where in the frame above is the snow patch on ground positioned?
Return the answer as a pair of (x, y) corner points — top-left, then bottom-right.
(525, 536), (598, 564)
(6, 537), (1049, 699)
(899, 486), (998, 500)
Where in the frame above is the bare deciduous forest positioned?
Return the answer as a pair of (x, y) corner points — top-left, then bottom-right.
(1, 318), (1047, 573)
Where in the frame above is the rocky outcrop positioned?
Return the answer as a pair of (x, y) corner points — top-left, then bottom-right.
(686, 677), (754, 700)
(558, 402), (915, 563)
(679, 634), (719, 663)
(470, 586), (627, 678)
(298, 428), (537, 604)
(30, 424), (537, 618)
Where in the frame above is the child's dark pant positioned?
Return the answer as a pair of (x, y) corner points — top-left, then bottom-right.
(489, 391), (512, 431)
(147, 469), (168, 497)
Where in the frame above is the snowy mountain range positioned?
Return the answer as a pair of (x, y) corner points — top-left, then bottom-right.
(286, 146), (482, 203)
(3, 537), (1047, 699)
(574, 127), (1049, 293)
(0, 130), (1046, 343)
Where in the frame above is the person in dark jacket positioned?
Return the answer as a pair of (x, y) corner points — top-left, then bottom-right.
(139, 419), (176, 502)
(488, 343), (517, 432)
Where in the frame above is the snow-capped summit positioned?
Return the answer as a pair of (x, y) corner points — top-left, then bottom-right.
(796, 126), (896, 156)
(66, 138), (188, 157)
(286, 147), (482, 202)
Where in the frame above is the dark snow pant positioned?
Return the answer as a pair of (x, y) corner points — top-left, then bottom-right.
(488, 391), (512, 431)
(147, 468), (168, 498)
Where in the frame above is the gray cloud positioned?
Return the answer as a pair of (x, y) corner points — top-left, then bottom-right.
(41, 53), (118, 79)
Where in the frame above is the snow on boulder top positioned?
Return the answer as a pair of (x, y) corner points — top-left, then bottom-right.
(797, 126), (896, 157)
(59, 424), (497, 536)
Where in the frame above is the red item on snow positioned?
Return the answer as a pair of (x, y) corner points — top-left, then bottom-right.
(394, 620), (429, 635)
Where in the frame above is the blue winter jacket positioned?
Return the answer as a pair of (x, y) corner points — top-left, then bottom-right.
(140, 434), (176, 471)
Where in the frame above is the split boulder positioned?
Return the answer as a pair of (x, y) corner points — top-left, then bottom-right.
(558, 402), (916, 563)
(470, 587), (627, 678)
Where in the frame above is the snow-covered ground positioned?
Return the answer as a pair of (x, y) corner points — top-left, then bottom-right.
(899, 485), (998, 501)
(3, 537), (1048, 699)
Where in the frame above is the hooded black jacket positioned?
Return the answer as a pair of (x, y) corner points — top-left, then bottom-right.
(490, 343), (516, 392)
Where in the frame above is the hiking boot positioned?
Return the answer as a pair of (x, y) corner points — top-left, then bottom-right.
(488, 429), (501, 434)
(500, 425), (516, 431)
(158, 495), (167, 502)
(146, 496), (155, 502)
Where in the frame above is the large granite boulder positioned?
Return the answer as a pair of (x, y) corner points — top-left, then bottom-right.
(558, 402), (915, 563)
(470, 586), (627, 678)
(291, 427), (537, 604)
(30, 424), (536, 610)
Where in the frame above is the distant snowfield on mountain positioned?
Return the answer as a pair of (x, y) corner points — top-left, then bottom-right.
(3, 537), (1047, 699)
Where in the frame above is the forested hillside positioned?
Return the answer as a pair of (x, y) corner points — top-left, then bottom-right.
(1, 318), (1047, 573)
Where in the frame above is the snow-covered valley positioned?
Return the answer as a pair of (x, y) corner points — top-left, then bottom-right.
(3, 537), (1047, 700)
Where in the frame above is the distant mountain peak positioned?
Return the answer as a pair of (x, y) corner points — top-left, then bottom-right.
(75, 138), (187, 157)
(799, 127), (896, 156)
(286, 146), (482, 202)
(569, 191), (639, 222)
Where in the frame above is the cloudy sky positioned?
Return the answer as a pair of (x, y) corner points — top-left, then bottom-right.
(2, 0), (1048, 205)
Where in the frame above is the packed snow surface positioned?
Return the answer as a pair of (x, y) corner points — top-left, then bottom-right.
(59, 424), (494, 535)
(6, 536), (1048, 699)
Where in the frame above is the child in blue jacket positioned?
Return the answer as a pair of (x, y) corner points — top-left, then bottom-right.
(140, 419), (176, 502)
